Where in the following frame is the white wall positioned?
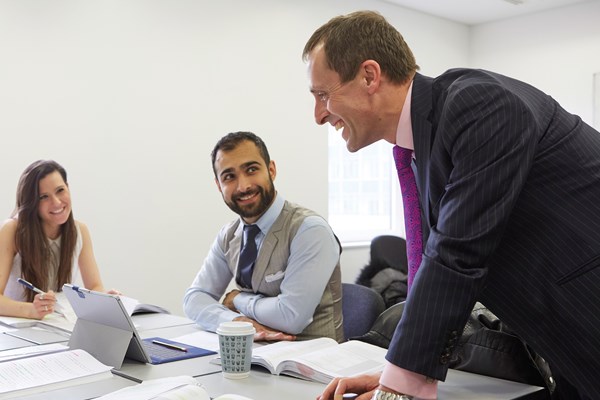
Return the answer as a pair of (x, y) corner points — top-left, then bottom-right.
(470, 1), (600, 126)
(0, 0), (468, 315)
(3, 0), (598, 316)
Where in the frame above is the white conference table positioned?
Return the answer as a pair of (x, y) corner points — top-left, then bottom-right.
(196, 367), (547, 400)
(2, 312), (203, 400)
(4, 312), (548, 400)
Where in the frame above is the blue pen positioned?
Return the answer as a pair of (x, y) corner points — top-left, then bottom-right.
(17, 278), (45, 295)
(17, 277), (65, 316)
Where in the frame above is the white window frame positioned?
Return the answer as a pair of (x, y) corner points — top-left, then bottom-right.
(327, 126), (405, 244)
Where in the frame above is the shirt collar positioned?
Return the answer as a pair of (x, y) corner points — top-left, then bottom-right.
(395, 80), (414, 150)
(240, 192), (284, 234)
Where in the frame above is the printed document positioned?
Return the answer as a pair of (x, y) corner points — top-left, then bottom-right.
(0, 348), (112, 399)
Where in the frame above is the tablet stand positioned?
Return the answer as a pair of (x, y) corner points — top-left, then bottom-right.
(69, 318), (133, 368)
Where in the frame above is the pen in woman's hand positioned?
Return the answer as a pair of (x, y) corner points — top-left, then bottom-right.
(17, 277), (45, 296)
(16, 277), (63, 316)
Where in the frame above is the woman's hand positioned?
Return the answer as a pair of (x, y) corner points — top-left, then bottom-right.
(31, 290), (57, 319)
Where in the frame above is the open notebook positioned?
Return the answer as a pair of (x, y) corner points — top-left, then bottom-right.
(62, 284), (214, 368)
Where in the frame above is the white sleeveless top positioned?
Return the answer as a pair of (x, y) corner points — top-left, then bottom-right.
(4, 223), (83, 301)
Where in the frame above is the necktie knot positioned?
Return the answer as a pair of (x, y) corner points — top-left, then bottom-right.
(243, 224), (261, 242)
(393, 145), (413, 169)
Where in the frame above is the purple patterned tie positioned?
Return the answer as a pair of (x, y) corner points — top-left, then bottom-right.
(393, 145), (423, 293)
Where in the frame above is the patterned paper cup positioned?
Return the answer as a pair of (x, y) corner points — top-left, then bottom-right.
(217, 321), (256, 379)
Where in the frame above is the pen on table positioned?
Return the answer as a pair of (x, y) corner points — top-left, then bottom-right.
(16, 277), (65, 316)
(152, 339), (188, 352)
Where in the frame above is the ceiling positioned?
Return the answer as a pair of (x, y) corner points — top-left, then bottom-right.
(382, 0), (595, 25)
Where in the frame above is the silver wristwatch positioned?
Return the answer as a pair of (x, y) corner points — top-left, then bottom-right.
(372, 389), (413, 400)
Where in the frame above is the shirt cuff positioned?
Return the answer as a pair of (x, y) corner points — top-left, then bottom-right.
(380, 361), (438, 399)
(233, 291), (261, 318)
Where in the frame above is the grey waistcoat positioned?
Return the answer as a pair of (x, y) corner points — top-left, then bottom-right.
(221, 200), (343, 342)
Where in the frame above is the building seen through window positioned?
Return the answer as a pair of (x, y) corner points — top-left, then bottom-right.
(327, 127), (405, 243)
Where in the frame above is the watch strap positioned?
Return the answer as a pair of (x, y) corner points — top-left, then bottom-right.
(371, 389), (413, 400)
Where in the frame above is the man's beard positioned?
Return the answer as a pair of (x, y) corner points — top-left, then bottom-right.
(225, 180), (275, 220)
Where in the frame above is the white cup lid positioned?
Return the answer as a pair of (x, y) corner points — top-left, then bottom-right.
(217, 321), (256, 335)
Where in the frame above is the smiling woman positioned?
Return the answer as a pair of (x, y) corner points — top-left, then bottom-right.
(0, 160), (118, 319)
(36, 169), (73, 240)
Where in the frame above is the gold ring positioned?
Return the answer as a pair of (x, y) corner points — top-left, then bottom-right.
(40, 294), (44, 300)
(44, 306), (48, 312)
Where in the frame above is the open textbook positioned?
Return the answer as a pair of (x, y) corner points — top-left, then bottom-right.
(0, 348), (113, 399)
(248, 337), (387, 384)
(118, 295), (170, 316)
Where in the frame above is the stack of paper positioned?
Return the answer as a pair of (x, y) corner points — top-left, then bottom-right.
(0, 348), (113, 399)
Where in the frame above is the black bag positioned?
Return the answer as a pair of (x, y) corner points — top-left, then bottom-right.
(356, 302), (555, 398)
(356, 235), (409, 308)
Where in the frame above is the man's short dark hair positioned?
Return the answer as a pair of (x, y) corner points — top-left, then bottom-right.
(211, 131), (271, 178)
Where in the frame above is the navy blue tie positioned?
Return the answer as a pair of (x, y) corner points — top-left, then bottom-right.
(238, 224), (261, 288)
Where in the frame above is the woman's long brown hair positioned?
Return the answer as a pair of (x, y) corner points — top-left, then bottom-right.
(11, 160), (77, 302)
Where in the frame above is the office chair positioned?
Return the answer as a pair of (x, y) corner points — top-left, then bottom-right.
(342, 283), (386, 340)
(369, 235), (408, 274)
(356, 235), (409, 308)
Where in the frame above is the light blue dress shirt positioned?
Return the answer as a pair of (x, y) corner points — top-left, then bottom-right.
(183, 193), (340, 334)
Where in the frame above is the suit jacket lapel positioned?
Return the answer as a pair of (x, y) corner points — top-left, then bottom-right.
(410, 73), (434, 230)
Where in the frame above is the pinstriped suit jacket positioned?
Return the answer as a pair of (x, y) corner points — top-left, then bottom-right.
(386, 69), (600, 397)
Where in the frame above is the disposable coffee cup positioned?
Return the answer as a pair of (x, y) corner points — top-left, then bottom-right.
(217, 321), (256, 379)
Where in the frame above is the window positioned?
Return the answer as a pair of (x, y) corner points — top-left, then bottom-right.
(328, 126), (405, 243)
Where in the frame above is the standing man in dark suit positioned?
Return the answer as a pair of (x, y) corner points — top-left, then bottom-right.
(303, 10), (600, 400)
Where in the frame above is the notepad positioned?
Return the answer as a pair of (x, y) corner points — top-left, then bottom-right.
(0, 333), (33, 351)
(5, 326), (70, 345)
(0, 315), (38, 329)
(142, 337), (216, 364)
